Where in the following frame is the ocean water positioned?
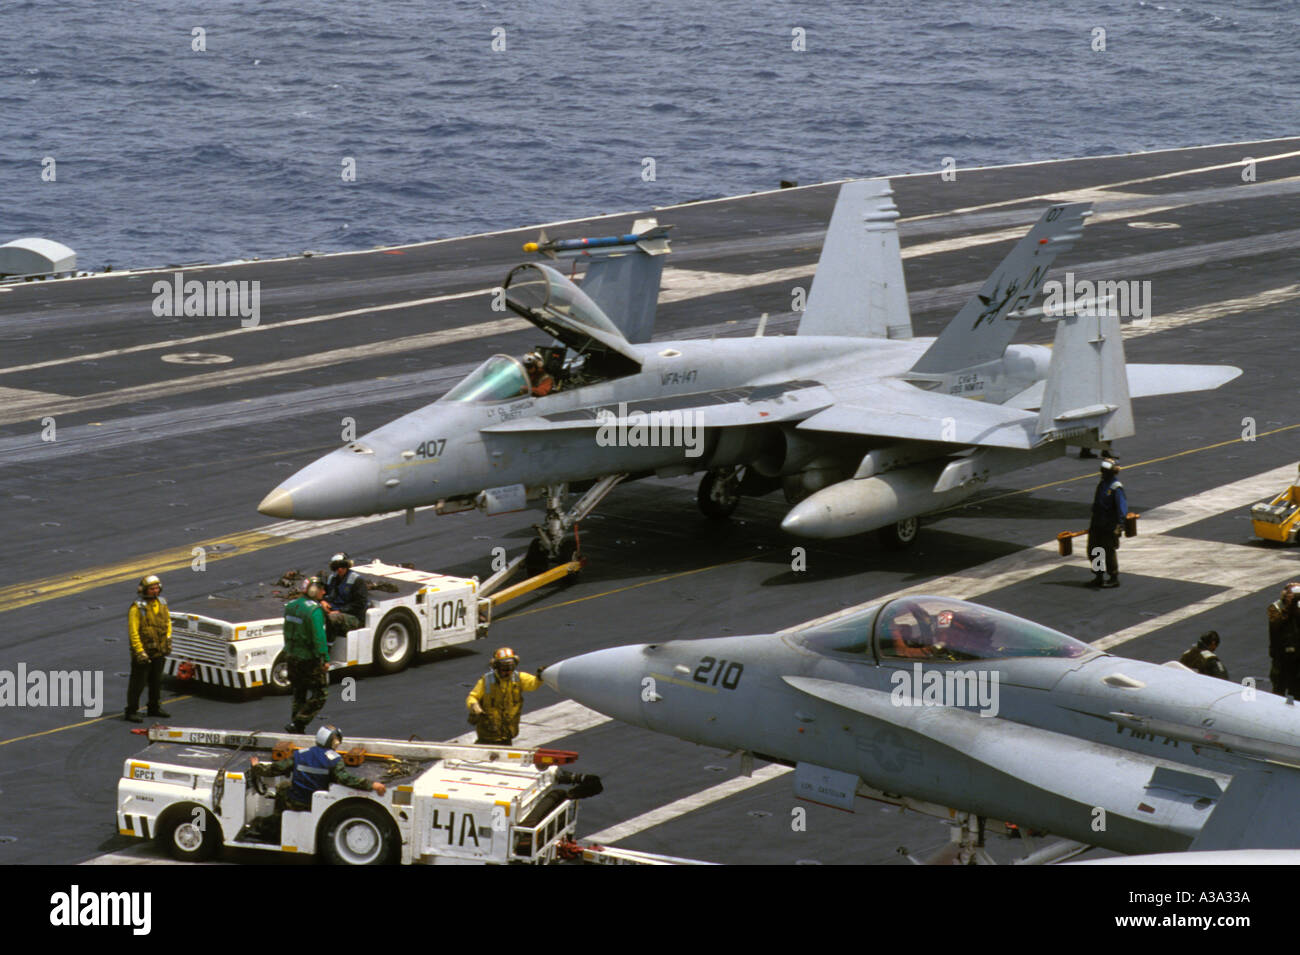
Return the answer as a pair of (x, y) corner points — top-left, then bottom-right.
(2, 0), (1296, 270)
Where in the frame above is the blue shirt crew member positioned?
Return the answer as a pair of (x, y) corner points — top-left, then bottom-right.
(322, 552), (369, 641)
(1086, 458), (1127, 589)
(250, 725), (385, 812)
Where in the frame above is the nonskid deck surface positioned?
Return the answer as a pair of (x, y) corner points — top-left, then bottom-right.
(2, 138), (1298, 864)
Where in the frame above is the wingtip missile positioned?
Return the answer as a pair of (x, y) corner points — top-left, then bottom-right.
(523, 220), (673, 259)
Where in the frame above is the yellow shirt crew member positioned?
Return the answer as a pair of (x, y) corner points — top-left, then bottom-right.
(125, 574), (172, 722)
(466, 647), (542, 745)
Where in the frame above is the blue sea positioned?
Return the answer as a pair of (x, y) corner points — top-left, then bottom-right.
(3, 0), (1296, 270)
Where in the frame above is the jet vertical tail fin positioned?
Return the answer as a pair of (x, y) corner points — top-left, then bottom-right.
(798, 179), (912, 340)
(1035, 305), (1135, 445)
(530, 219), (671, 345)
(909, 202), (1092, 375)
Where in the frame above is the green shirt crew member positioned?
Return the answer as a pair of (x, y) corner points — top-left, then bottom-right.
(284, 576), (330, 734)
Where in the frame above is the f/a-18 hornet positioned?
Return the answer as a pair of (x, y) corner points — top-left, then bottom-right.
(543, 596), (1300, 860)
(259, 181), (1239, 563)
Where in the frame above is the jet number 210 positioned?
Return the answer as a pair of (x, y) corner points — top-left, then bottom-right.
(693, 656), (743, 689)
(415, 439), (446, 459)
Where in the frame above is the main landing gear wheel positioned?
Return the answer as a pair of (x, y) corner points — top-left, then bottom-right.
(698, 468), (742, 520)
(878, 517), (919, 550)
(525, 539), (550, 576)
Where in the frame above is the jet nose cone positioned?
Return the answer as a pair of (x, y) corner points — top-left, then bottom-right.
(540, 660), (562, 693)
(542, 646), (650, 726)
(258, 487), (294, 518)
(257, 448), (381, 520)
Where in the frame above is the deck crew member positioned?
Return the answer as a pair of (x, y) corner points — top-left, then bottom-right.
(1268, 583), (1300, 697)
(284, 576), (330, 734)
(1086, 458), (1127, 589)
(466, 647), (543, 745)
(250, 724), (384, 812)
(1179, 631), (1230, 680)
(124, 574), (172, 722)
(321, 552), (368, 641)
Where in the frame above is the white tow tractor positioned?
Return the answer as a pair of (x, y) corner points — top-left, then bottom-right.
(165, 560), (491, 693)
(117, 726), (601, 865)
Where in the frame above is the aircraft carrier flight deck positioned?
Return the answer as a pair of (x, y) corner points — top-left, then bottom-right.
(1, 137), (1298, 865)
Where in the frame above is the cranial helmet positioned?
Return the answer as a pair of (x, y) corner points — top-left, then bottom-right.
(137, 574), (162, 595)
(315, 725), (342, 748)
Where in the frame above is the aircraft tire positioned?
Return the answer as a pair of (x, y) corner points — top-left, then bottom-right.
(698, 469), (741, 520)
(878, 517), (919, 550)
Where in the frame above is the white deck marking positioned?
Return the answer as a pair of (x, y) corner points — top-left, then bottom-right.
(444, 699), (610, 747)
(575, 466), (1300, 847)
(83, 463), (1300, 862)
(793, 462), (1300, 645)
(899, 148), (1300, 223)
(1124, 283), (1300, 341)
(8, 168), (1297, 383)
(0, 288), (495, 378)
(0, 315), (531, 425)
(582, 764), (791, 846)
(0, 385), (65, 403)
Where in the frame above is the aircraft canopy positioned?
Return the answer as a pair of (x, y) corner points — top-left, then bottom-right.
(795, 596), (1094, 662)
(442, 354), (530, 403)
(503, 263), (642, 374)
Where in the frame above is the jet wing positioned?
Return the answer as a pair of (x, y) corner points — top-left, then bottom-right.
(1004, 363), (1244, 410)
(796, 378), (1040, 449)
(482, 381), (835, 433)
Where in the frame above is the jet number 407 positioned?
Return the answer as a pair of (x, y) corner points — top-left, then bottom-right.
(415, 439), (446, 459)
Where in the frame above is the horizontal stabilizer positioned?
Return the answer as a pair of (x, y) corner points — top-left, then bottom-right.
(796, 379), (1039, 449)
(1190, 767), (1300, 851)
(798, 179), (913, 340)
(1006, 363), (1243, 409)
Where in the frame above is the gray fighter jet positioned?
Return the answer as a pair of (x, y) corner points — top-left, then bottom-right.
(542, 596), (1300, 857)
(258, 181), (1239, 563)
